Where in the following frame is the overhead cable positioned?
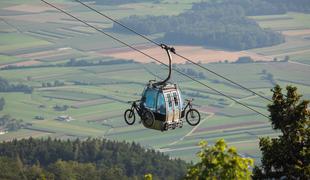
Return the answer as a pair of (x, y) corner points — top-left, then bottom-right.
(73, 0), (272, 102)
(40, 0), (270, 119)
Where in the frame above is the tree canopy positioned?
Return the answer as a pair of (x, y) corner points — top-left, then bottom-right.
(113, 1), (285, 50)
(186, 139), (254, 179)
(0, 137), (187, 179)
(253, 85), (310, 179)
(193, 0), (310, 16)
(0, 97), (4, 111)
(0, 77), (33, 94)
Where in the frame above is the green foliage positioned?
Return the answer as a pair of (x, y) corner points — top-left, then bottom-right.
(0, 97), (5, 111)
(234, 56), (254, 64)
(0, 115), (25, 131)
(265, 0), (310, 14)
(186, 139), (254, 179)
(144, 173), (153, 180)
(0, 138), (188, 179)
(53, 104), (69, 111)
(0, 156), (25, 179)
(0, 76), (33, 94)
(65, 58), (134, 67)
(253, 85), (310, 179)
(194, 0), (310, 16)
(48, 160), (100, 180)
(179, 68), (206, 79)
(114, 1), (284, 50)
(25, 163), (54, 180)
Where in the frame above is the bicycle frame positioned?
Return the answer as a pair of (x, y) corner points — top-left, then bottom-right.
(183, 100), (193, 112)
(130, 101), (143, 118)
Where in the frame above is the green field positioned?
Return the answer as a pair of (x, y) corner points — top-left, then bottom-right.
(0, 33), (51, 52)
(1, 61), (309, 164)
(249, 12), (310, 65)
(0, 54), (27, 65)
(0, 0), (309, 164)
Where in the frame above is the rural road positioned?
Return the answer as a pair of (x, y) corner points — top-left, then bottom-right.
(288, 60), (310, 67)
(167, 112), (215, 146)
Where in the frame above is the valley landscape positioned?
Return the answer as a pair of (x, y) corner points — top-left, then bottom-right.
(0, 0), (309, 171)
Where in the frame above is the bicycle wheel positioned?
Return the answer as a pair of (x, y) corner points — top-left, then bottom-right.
(186, 109), (200, 126)
(142, 110), (155, 128)
(124, 109), (135, 125)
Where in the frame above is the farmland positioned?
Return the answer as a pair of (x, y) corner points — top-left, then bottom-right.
(249, 12), (310, 65)
(0, 0), (310, 165)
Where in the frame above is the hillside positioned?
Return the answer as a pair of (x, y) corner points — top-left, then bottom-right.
(0, 0), (309, 166)
(113, 1), (285, 50)
(0, 137), (187, 179)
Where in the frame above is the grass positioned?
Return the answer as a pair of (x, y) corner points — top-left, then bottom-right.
(0, 129), (52, 141)
(0, 54), (26, 65)
(31, 120), (107, 137)
(1, 60), (306, 164)
(0, 33), (51, 52)
(290, 51), (310, 65)
(0, 60), (307, 163)
(290, 13), (310, 28)
(250, 12), (310, 30)
(0, 2), (309, 164)
(249, 12), (310, 68)
(40, 90), (103, 101)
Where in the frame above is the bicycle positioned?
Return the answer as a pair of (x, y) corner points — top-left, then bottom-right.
(183, 98), (201, 126)
(124, 100), (154, 127)
(124, 98), (200, 129)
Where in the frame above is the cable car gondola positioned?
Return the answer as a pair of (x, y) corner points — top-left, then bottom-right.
(124, 44), (201, 131)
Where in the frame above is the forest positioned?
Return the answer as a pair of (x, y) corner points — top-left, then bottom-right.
(193, 0), (310, 16)
(0, 138), (187, 179)
(113, 1), (285, 50)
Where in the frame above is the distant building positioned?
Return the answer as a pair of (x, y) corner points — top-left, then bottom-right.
(34, 116), (45, 120)
(0, 129), (8, 135)
(55, 115), (74, 122)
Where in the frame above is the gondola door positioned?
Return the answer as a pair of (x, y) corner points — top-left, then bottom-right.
(164, 91), (174, 122)
(172, 91), (180, 121)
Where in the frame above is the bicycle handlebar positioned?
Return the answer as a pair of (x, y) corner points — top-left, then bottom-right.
(127, 100), (140, 104)
(185, 98), (194, 102)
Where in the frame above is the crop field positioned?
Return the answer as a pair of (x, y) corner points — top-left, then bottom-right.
(0, 0), (309, 164)
(0, 54), (26, 65)
(1, 61), (308, 163)
(103, 45), (272, 64)
(250, 12), (310, 65)
(0, 33), (51, 52)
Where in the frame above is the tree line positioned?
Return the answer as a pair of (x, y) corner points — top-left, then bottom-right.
(193, 0), (310, 16)
(266, 0), (310, 13)
(0, 83), (28, 132)
(0, 77), (33, 94)
(1, 59), (135, 70)
(0, 85), (308, 179)
(113, 1), (284, 50)
(0, 138), (187, 179)
(179, 67), (206, 79)
(42, 80), (65, 88)
(0, 115), (26, 131)
(65, 58), (135, 67)
(0, 98), (4, 111)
